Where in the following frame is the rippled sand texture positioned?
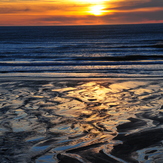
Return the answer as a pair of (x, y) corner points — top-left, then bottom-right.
(0, 79), (163, 163)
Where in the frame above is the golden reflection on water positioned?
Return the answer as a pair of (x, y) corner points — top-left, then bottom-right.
(0, 79), (163, 162)
(49, 80), (163, 150)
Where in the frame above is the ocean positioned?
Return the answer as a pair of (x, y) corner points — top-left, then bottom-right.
(0, 24), (163, 163)
(0, 23), (163, 78)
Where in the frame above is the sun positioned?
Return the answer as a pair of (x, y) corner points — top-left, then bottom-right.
(89, 5), (105, 16)
(76, 0), (105, 4)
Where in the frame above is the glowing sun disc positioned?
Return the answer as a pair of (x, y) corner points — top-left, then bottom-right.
(77, 0), (105, 4)
(89, 5), (104, 16)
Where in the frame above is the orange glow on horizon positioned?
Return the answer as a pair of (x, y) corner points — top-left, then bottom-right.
(0, 0), (162, 26)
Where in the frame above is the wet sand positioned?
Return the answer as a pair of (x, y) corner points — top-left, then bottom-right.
(0, 78), (163, 163)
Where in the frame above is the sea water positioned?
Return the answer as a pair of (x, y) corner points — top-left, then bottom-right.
(0, 23), (163, 78)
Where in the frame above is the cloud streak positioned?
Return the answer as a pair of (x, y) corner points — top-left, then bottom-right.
(106, 0), (163, 10)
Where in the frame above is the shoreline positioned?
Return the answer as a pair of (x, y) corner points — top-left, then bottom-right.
(0, 76), (163, 81)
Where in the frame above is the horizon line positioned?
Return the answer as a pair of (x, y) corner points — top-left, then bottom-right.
(0, 22), (163, 27)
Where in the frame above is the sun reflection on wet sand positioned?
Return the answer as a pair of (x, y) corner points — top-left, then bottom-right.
(0, 79), (163, 162)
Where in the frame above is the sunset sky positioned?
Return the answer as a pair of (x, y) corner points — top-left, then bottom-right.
(0, 0), (163, 26)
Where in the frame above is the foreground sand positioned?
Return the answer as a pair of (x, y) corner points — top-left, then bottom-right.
(0, 78), (163, 163)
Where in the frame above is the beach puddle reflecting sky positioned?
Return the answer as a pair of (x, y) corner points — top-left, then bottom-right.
(0, 79), (163, 163)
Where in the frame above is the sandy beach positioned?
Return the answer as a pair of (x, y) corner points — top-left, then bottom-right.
(0, 78), (163, 163)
